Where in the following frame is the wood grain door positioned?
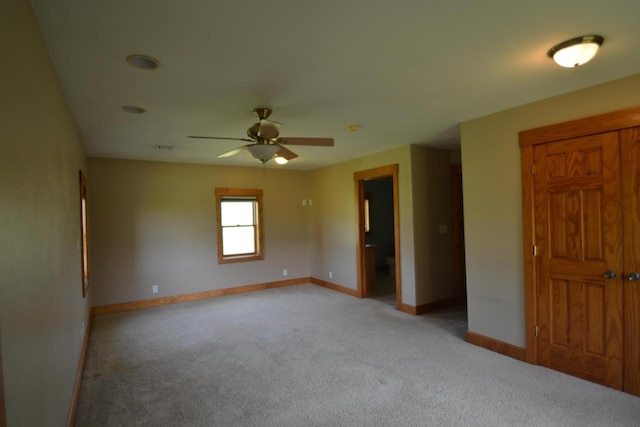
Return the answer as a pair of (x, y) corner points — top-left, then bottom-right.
(533, 131), (624, 389)
(621, 127), (640, 395)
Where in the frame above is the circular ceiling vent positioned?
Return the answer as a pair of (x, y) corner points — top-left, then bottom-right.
(121, 105), (146, 114)
(126, 54), (160, 70)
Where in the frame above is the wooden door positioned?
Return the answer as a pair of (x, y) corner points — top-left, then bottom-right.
(621, 127), (640, 395)
(533, 131), (624, 389)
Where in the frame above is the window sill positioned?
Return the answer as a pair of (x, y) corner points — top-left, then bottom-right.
(218, 253), (264, 264)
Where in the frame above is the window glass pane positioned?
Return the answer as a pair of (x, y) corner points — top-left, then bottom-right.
(364, 198), (371, 233)
(215, 188), (263, 263)
(221, 200), (255, 226)
(222, 226), (256, 255)
(79, 170), (89, 297)
(81, 198), (88, 276)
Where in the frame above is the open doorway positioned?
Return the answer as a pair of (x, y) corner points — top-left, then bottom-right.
(355, 164), (401, 308)
(451, 164), (467, 305)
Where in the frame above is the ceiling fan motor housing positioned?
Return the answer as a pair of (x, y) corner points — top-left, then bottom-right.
(253, 108), (272, 120)
(247, 123), (261, 140)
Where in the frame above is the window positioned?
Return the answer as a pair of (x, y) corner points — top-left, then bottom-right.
(364, 193), (372, 234)
(79, 170), (90, 297)
(215, 188), (264, 264)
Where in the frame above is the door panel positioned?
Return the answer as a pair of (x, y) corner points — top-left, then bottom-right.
(621, 127), (640, 395)
(534, 131), (624, 389)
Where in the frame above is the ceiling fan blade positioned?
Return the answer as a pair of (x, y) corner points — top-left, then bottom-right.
(258, 119), (282, 140)
(277, 137), (334, 146)
(188, 136), (254, 142)
(275, 145), (298, 160)
(217, 145), (249, 158)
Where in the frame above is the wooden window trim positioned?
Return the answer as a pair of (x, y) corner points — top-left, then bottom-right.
(215, 188), (264, 264)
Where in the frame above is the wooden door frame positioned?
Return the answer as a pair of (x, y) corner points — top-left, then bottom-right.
(519, 106), (640, 366)
(354, 164), (401, 306)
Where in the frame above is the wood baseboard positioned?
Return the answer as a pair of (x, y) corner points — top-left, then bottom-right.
(417, 297), (457, 315)
(66, 312), (93, 427)
(91, 277), (310, 315)
(398, 297), (456, 315)
(397, 303), (417, 315)
(466, 331), (526, 362)
(309, 277), (359, 297)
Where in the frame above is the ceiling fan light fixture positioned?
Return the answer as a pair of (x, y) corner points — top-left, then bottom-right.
(547, 35), (604, 68)
(246, 144), (281, 163)
(274, 155), (288, 165)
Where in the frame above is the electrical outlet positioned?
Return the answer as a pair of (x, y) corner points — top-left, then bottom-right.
(308, 199), (313, 206)
(329, 271), (333, 279)
(283, 268), (288, 276)
(302, 199), (307, 206)
(152, 285), (158, 293)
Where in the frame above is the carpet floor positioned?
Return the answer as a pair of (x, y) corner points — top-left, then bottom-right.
(75, 284), (640, 426)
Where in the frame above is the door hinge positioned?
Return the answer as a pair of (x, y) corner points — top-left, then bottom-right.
(533, 244), (537, 257)
(531, 164), (535, 175)
(535, 325), (539, 337)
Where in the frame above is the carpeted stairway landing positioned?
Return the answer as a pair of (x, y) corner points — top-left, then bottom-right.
(75, 284), (640, 426)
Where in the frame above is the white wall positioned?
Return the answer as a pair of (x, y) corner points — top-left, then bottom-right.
(0, 0), (89, 424)
(89, 158), (311, 306)
(461, 72), (640, 347)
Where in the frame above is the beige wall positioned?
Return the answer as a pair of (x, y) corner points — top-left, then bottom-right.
(461, 72), (640, 347)
(89, 159), (310, 306)
(449, 148), (462, 165)
(309, 145), (420, 304)
(0, 0), (89, 424)
(308, 145), (455, 307)
(411, 146), (454, 305)
(92, 145), (456, 309)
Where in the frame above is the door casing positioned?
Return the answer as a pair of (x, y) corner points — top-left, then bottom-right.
(520, 106), (640, 394)
(354, 164), (401, 305)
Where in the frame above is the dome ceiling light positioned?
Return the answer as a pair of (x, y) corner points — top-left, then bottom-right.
(547, 35), (604, 68)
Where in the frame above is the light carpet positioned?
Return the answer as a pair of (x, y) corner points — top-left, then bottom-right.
(75, 284), (640, 426)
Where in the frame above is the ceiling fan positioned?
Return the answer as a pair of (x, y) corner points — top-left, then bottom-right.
(188, 108), (334, 164)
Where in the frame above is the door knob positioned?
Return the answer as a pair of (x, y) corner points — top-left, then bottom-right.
(603, 270), (617, 279)
(629, 272), (640, 281)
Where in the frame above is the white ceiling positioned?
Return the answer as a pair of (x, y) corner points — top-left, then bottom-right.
(31, 0), (640, 170)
